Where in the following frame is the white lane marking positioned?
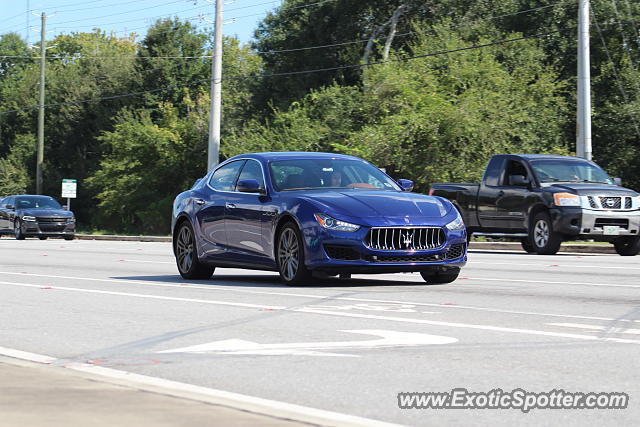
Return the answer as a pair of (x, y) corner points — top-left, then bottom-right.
(464, 277), (640, 289)
(548, 323), (640, 335)
(0, 346), (56, 364)
(2, 279), (640, 345)
(469, 261), (640, 271)
(158, 330), (458, 357)
(1, 270), (639, 324)
(0, 348), (397, 427)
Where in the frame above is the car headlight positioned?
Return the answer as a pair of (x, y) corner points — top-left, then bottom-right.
(314, 213), (360, 232)
(21, 216), (36, 222)
(68, 218), (76, 223)
(553, 192), (580, 207)
(445, 211), (465, 231)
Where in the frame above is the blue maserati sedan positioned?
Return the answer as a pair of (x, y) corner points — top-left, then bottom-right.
(171, 152), (467, 284)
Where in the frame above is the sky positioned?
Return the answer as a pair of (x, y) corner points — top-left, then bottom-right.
(0, 0), (282, 45)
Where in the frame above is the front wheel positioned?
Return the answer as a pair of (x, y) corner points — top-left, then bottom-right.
(420, 268), (460, 284)
(64, 235), (75, 241)
(174, 221), (214, 280)
(277, 223), (311, 285)
(528, 212), (561, 255)
(14, 220), (25, 240)
(39, 236), (48, 240)
(613, 236), (640, 256)
(520, 237), (535, 253)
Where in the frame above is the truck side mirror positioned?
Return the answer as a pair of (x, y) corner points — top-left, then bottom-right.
(509, 175), (529, 187)
(614, 177), (622, 186)
(397, 179), (414, 192)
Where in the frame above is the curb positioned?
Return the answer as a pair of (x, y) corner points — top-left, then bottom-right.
(74, 234), (616, 254)
(76, 234), (171, 242)
(469, 241), (615, 254)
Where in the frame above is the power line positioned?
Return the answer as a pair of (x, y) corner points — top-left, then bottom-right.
(0, 28), (568, 116)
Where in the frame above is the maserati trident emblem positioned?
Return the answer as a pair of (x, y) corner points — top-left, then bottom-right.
(402, 231), (413, 247)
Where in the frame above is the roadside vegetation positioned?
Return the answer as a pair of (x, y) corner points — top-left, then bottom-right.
(1, 0), (639, 234)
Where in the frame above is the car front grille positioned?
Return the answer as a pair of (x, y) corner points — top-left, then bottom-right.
(625, 197), (632, 209)
(36, 217), (68, 223)
(594, 218), (629, 229)
(588, 196), (598, 209)
(445, 243), (466, 260)
(599, 197), (622, 209)
(366, 227), (445, 251)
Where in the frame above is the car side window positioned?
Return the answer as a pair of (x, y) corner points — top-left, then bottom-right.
(483, 157), (504, 187)
(504, 160), (528, 185)
(209, 160), (245, 191)
(236, 160), (265, 190)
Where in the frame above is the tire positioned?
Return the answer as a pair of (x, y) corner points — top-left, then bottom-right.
(613, 236), (640, 256)
(420, 268), (460, 284)
(64, 235), (75, 241)
(528, 212), (561, 255)
(520, 237), (536, 253)
(38, 236), (48, 240)
(276, 222), (311, 285)
(174, 221), (214, 280)
(14, 220), (25, 240)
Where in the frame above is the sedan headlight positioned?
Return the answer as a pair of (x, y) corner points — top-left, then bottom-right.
(553, 192), (580, 206)
(21, 215), (36, 222)
(314, 213), (360, 232)
(445, 211), (465, 231)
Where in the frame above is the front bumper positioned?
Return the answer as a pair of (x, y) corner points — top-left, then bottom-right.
(21, 221), (75, 237)
(303, 225), (467, 274)
(551, 208), (640, 238)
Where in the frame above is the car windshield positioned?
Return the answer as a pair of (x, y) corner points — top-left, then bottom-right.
(269, 158), (401, 192)
(530, 159), (614, 184)
(15, 196), (62, 210)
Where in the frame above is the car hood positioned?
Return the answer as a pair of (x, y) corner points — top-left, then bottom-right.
(18, 208), (74, 218)
(301, 191), (450, 222)
(545, 183), (638, 196)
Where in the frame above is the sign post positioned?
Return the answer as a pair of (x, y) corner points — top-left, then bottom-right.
(61, 179), (77, 211)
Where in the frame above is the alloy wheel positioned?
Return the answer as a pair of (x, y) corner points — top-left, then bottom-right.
(278, 228), (299, 281)
(176, 225), (194, 273)
(534, 219), (549, 247)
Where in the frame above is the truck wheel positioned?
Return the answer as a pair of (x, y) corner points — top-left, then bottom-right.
(613, 236), (640, 256)
(520, 238), (535, 253)
(420, 268), (460, 284)
(529, 212), (561, 255)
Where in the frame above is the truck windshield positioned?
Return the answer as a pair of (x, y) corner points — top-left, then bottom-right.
(269, 158), (401, 192)
(530, 159), (614, 184)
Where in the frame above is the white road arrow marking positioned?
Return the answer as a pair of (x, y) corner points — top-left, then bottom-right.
(549, 323), (640, 335)
(158, 329), (458, 357)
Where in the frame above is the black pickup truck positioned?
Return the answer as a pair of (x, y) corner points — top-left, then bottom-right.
(430, 154), (640, 255)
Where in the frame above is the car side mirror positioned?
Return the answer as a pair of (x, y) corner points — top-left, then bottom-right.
(398, 179), (414, 192)
(509, 175), (529, 187)
(237, 179), (265, 194)
(62, 205), (69, 211)
(614, 177), (622, 186)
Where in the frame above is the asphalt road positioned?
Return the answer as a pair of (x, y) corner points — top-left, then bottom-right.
(0, 238), (638, 426)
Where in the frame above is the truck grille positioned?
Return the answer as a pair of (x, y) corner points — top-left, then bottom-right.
(366, 227), (445, 251)
(625, 197), (632, 209)
(588, 196), (598, 209)
(599, 197), (621, 209)
(594, 218), (629, 229)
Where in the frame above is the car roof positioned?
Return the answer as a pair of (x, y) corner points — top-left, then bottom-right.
(227, 152), (361, 162)
(505, 154), (589, 161)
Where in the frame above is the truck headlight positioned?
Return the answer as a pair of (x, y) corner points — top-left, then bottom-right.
(314, 213), (360, 232)
(553, 192), (580, 207)
(21, 216), (36, 222)
(446, 211), (465, 231)
(68, 218), (76, 224)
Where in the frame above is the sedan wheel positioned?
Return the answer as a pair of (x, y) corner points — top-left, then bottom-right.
(174, 222), (214, 280)
(277, 223), (311, 285)
(14, 220), (25, 240)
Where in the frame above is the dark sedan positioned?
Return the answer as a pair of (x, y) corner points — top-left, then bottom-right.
(0, 195), (75, 240)
(172, 152), (467, 284)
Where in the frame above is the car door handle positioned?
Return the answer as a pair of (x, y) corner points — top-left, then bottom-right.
(195, 199), (206, 205)
(226, 203), (236, 209)
(497, 191), (504, 197)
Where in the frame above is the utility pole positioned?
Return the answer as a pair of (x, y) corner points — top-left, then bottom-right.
(207, 0), (224, 171)
(577, 0), (592, 161)
(36, 12), (46, 194)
